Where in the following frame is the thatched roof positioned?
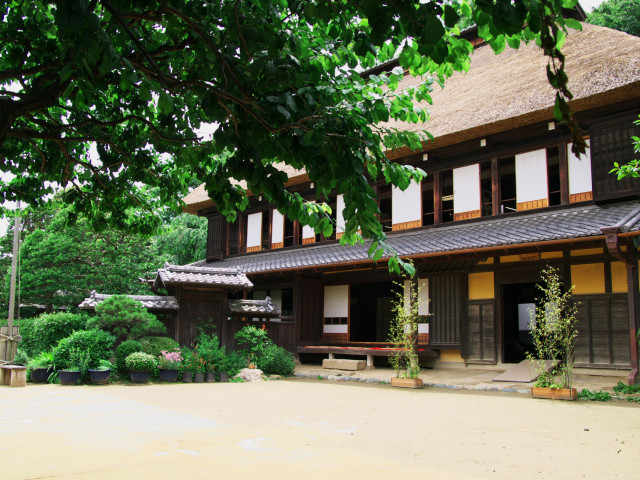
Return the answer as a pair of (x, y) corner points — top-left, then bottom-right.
(182, 163), (306, 215)
(78, 291), (179, 311)
(184, 23), (640, 211)
(385, 23), (640, 158)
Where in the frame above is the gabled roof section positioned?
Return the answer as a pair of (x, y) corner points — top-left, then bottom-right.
(78, 291), (179, 311)
(189, 201), (640, 275)
(228, 297), (282, 317)
(153, 263), (253, 290)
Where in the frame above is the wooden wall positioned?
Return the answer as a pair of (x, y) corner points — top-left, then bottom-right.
(206, 215), (226, 260)
(295, 276), (324, 345)
(574, 294), (631, 368)
(467, 301), (496, 364)
(429, 272), (464, 347)
(591, 111), (640, 202)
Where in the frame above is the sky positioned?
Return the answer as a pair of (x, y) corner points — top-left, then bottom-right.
(0, 0), (606, 238)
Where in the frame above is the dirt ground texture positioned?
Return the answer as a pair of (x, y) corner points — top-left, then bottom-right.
(1, 379), (639, 479)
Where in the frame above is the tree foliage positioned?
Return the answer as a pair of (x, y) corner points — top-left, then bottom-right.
(587, 0), (640, 37)
(1, 202), (163, 315)
(0, 0), (586, 272)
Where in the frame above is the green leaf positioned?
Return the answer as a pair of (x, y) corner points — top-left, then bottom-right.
(158, 91), (173, 115)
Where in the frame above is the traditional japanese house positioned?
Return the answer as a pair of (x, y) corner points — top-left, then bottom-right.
(179, 22), (640, 382)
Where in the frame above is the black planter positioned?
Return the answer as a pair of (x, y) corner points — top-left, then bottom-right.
(88, 369), (111, 385)
(182, 372), (193, 383)
(130, 371), (150, 384)
(31, 367), (52, 384)
(205, 372), (215, 383)
(159, 368), (179, 382)
(194, 372), (205, 383)
(59, 370), (82, 385)
(218, 372), (229, 382)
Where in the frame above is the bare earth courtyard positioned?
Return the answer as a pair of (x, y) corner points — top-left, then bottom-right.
(2, 380), (639, 479)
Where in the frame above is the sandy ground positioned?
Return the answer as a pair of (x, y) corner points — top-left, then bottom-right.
(1, 379), (639, 479)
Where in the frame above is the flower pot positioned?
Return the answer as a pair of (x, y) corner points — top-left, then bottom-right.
(182, 372), (193, 383)
(391, 377), (423, 389)
(530, 387), (577, 401)
(31, 367), (51, 384)
(59, 370), (82, 385)
(130, 371), (150, 384)
(88, 369), (111, 385)
(159, 368), (179, 382)
(218, 372), (229, 382)
(194, 372), (205, 383)
(205, 372), (215, 383)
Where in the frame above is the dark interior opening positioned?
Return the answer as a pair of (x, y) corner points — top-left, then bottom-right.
(349, 281), (400, 342)
(261, 211), (270, 250)
(480, 161), (493, 217)
(441, 170), (454, 223)
(422, 175), (435, 226)
(547, 146), (561, 206)
(499, 157), (517, 214)
(228, 218), (241, 255)
(378, 185), (392, 232)
(502, 282), (540, 363)
(283, 216), (294, 247)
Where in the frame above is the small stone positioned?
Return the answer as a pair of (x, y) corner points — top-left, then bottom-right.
(236, 368), (264, 382)
(584, 428), (590, 431)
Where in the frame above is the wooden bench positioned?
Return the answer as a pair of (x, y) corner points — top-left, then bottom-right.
(298, 345), (438, 370)
(0, 365), (27, 387)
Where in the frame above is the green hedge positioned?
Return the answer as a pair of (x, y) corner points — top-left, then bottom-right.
(52, 329), (115, 370)
(19, 312), (88, 356)
(257, 344), (296, 376)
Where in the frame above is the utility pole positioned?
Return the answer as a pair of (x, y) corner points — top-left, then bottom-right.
(7, 204), (20, 352)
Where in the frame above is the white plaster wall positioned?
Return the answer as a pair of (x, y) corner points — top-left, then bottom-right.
(271, 210), (284, 244)
(453, 164), (480, 214)
(392, 180), (421, 225)
(515, 149), (548, 203)
(336, 194), (346, 234)
(246, 212), (262, 248)
(568, 140), (592, 195)
(324, 285), (349, 318)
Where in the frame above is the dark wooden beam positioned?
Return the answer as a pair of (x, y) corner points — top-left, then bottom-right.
(434, 171), (442, 225)
(491, 156), (500, 216)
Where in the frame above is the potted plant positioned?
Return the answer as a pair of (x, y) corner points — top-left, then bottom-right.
(528, 266), (579, 401)
(59, 348), (89, 386)
(388, 277), (423, 389)
(125, 352), (157, 384)
(182, 349), (195, 382)
(158, 349), (182, 382)
(205, 361), (216, 382)
(192, 350), (206, 383)
(88, 359), (113, 385)
(28, 351), (55, 383)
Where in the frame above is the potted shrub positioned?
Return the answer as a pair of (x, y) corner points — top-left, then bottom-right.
(528, 266), (579, 401)
(158, 349), (182, 382)
(181, 349), (195, 382)
(88, 359), (113, 385)
(28, 351), (55, 383)
(125, 352), (157, 384)
(59, 348), (90, 386)
(388, 277), (423, 389)
(192, 350), (206, 383)
(195, 333), (222, 382)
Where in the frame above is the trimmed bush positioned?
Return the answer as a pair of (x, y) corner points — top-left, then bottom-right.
(115, 339), (143, 373)
(220, 350), (246, 377)
(52, 329), (115, 370)
(140, 336), (180, 357)
(257, 344), (296, 376)
(125, 352), (157, 372)
(19, 313), (88, 356)
(87, 295), (165, 343)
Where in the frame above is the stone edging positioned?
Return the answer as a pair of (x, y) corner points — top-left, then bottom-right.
(294, 372), (530, 394)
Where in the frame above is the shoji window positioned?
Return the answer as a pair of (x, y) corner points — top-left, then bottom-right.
(246, 212), (262, 252)
(568, 140), (593, 202)
(392, 180), (422, 231)
(323, 285), (349, 342)
(453, 164), (481, 221)
(271, 210), (285, 249)
(515, 149), (548, 211)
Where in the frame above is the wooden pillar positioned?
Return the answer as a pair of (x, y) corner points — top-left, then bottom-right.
(558, 141), (569, 205)
(491, 157), (500, 216)
(626, 249), (639, 384)
(434, 171), (442, 225)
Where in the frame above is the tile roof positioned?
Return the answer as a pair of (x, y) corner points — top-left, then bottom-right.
(154, 264), (253, 290)
(189, 201), (640, 275)
(228, 297), (282, 317)
(78, 291), (179, 311)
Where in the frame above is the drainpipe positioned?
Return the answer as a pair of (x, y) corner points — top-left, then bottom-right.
(602, 224), (640, 385)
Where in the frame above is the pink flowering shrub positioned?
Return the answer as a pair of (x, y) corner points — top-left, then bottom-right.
(158, 348), (183, 369)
